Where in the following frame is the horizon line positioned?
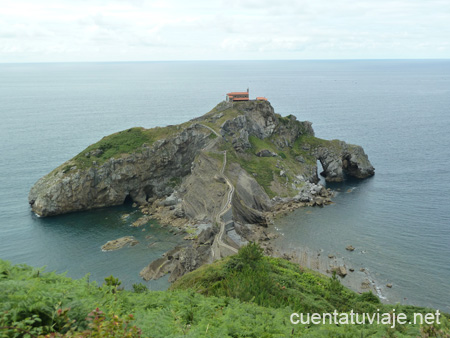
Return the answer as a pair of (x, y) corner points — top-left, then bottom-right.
(1, 58), (449, 65)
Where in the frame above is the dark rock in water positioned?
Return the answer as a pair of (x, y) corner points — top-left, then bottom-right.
(386, 283), (393, 288)
(346, 245), (355, 251)
(101, 236), (139, 251)
(332, 265), (348, 277)
(361, 279), (371, 289)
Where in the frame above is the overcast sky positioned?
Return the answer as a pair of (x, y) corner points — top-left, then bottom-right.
(1, 0), (449, 62)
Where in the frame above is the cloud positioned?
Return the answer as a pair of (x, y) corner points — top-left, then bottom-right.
(0, 0), (449, 62)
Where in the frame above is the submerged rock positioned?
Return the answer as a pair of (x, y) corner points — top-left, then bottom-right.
(101, 236), (139, 251)
(131, 216), (151, 227)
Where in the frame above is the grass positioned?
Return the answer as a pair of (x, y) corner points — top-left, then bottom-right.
(2, 250), (449, 338)
(171, 243), (372, 313)
(218, 133), (315, 198)
(233, 153), (277, 198)
(171, 243), (450, 337)
(59, 125), (183, 172)
(168, 176), (182, 188)
(72, 127), (151, 169)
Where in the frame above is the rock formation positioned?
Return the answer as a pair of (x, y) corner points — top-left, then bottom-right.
(29, 126), (211, 217)
(29, 100), (375, 282)
(101, 236), (139, 251)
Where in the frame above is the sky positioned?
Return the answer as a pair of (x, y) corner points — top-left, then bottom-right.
(1, 0), (449, 62)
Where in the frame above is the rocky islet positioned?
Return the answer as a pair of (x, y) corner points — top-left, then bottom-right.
(29, 100), (374, 281)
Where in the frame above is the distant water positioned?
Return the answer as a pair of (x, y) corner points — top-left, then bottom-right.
(0, 60), (449, 310)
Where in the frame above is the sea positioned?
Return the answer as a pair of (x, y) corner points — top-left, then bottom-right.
(0, 60), (449, 312)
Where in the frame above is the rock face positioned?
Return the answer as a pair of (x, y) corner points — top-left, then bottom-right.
(180, 153), (227, 222)
(313, 141), (374, 182)
(29, 125), (211, 217)
(220, 101), (314, 152)
(227, 162), (272, 226)
(220, 102), (277, 151)
(140, 227), (217, 282)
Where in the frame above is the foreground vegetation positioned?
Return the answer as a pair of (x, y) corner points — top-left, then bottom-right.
(2, 246), (449, 337)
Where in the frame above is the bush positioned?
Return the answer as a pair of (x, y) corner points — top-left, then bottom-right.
(132, 283), (148, 294)
(236, 242), (264, 265)
(359, 291), (380, 304)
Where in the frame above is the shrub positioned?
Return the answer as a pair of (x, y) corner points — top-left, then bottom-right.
(132, 283), (148, 294)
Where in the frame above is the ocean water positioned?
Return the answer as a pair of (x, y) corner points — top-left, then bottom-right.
(0, 60), (449, 310)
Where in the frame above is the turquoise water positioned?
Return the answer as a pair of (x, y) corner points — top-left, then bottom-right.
(0, 61), (449, 310)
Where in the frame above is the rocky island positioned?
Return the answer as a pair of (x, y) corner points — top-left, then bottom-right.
(29, 100), (374, 281)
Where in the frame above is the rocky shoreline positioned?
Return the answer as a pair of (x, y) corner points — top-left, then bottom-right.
(124, 183), (342, 283)
(269, 243), (380, 296)
(112, 196), (382, 298)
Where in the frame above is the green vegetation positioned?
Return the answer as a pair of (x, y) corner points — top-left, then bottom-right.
(172, 243), (450, 337)
(73, 128), (151, 169)
(1, 251), (449, 337)
(172, 243), (377, 313)
(168, 177), (182, 188)
(201, 108), (241, 134)
(220, 133), (324, 198)
(61, 125), (183, 171)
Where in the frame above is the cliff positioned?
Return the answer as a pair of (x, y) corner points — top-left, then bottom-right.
(29, 100), (374, 218)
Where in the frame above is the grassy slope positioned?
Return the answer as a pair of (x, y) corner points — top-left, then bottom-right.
(172, 244), (450, 337)
(2, 253), (449, 338)
(55, 123), (190, 175)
